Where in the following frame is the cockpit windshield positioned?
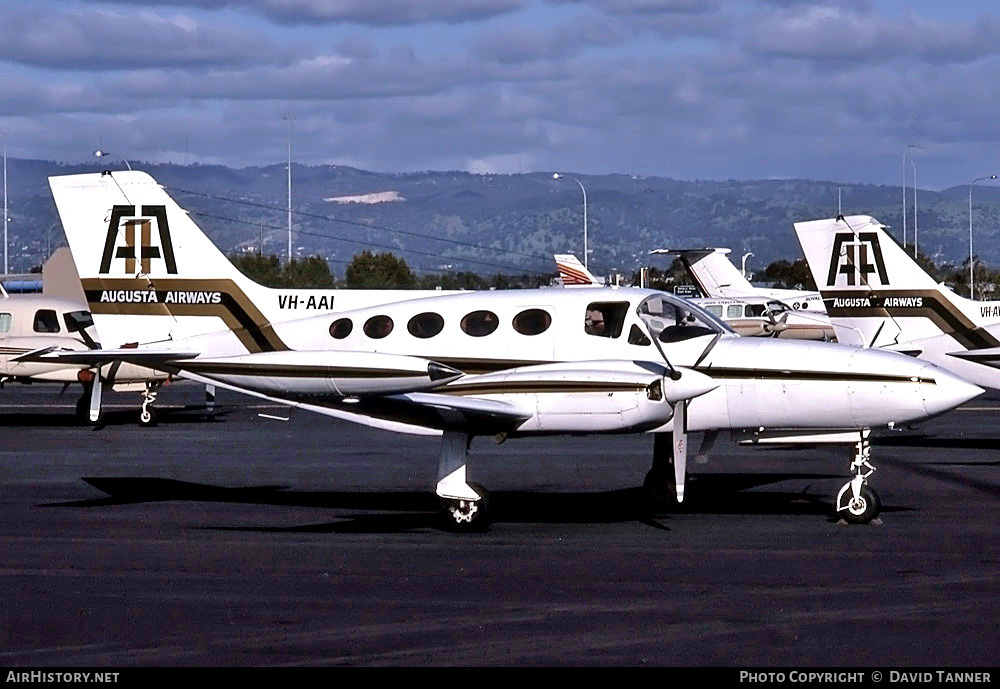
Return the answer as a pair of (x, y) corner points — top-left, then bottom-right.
(636, 292), (733, 344)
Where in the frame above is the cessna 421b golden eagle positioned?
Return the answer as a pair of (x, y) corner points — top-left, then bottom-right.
(32, 171), (983, 530)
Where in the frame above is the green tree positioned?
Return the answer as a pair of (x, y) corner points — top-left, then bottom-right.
(283, 256), (335, 289)
(231, 253), (283, 287)
(344, 250), (416, 289)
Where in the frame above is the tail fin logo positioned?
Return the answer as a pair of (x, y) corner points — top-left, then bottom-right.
(100, 205), (177, 275)
(827, 232), (888, 288)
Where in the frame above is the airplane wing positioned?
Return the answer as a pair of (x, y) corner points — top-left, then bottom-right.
(947, 348), (1000, 369)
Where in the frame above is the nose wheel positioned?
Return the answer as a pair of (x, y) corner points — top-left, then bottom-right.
(836, 431), (881, 524)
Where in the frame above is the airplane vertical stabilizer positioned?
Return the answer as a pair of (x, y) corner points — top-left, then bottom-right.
(49, 170), (275, 352)
(664, 248), (755, 298)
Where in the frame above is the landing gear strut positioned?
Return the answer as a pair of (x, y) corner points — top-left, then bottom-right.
(138, 382), (160, 427)
(836, 430), (881, 524)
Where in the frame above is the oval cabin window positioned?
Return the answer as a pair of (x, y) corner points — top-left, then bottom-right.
(363, 315), (394, 339)
(512, 308), (551, 336)
(329, 318), (353, 339)
(460, 310), (499, 337)
(407, 312), (444, 339)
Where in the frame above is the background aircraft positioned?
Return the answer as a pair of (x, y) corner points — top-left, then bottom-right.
(651, 247), (828, 313)
(795, 214), (1000, 394)
(555, 253), (833, 340)
(36, 171), (983, 530)
(0, 249), (168, 424)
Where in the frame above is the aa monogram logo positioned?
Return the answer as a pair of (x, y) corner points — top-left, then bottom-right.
(826, 232), (888, 287)
(99, 204), (177, 275)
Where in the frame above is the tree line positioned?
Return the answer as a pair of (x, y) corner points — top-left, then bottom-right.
(234, 249), (1000, 299)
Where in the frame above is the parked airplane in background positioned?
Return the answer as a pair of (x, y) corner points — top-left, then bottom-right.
(34, 171), (982, 530)
(795, 214), (1000, 394)
(0, 251), (169, 425)
(555, 254), (834, 340)
(651, 247), (828, 313)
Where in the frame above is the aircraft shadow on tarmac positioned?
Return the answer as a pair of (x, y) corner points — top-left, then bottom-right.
(42, 473), (910, 532)
(0, 405), (232, 427)
(875, 434), (999, 451)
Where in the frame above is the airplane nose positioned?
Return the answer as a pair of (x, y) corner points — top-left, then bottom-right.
(920, 364), (984, 417)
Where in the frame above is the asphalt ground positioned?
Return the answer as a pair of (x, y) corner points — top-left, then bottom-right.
(0, 381), (997, 667)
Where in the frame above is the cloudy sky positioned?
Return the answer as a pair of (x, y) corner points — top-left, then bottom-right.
(3, 0), (1000, 189)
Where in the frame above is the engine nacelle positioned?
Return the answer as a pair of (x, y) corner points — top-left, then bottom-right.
(442, 361), (715, 435)
(177, 350), (462, 398)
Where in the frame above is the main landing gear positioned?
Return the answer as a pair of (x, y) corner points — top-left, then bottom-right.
(836, 430), (881, 524)
(138, 381), (161, 427)
(435, 431), (491, 531)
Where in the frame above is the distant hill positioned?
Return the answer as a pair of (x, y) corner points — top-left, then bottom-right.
(4, 158), (1000, 277)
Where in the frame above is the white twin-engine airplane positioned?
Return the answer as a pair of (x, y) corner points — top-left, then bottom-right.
(795, 214), (1000, 394)
(35, 171), (983, 530)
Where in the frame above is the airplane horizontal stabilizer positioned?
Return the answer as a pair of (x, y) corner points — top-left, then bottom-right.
(13, 347), (199, 367)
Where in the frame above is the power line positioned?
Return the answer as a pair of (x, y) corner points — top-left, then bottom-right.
(190, 210), (552, 276)
(166, 185), (555, 270)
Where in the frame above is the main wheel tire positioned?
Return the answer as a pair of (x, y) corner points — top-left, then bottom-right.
(440, 482), (490, 532)
(138, 406), (158, 427)
(841, 484), (881, 524)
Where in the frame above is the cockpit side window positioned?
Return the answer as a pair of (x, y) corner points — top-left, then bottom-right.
(745, 304), (766, 318)
(584, 302), (629, 338)
(636, 293), (729, 343)
(33, 309), (60, 333)
(0, 313), (10, 333)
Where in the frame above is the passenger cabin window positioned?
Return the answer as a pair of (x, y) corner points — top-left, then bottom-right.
(407, 312), (444, 339)
(704, 304), (723, 319)
(0, 313), (10, 333)
(584, 301), (629, 338)
(363, 315), (394, 339)
(329, 318), (353, 339)
(64, 311), (94, 333)
(512, 309), (551, 336)
(33, 309), (60, 333)
(726, 304), (742, 320)
(461, 310), (499, 337)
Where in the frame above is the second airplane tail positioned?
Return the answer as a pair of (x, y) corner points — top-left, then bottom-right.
(793, 214), (997, 351)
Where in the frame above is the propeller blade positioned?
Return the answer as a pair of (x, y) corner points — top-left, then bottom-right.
(673, 399), (688, 503)
(89, 372), (103, 423)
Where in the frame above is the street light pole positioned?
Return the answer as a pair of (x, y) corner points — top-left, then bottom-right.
(553, 173), (588, 269)
(283, 112), (295, 265)
(902, 144), (920, 248)
(969, 174), (997, 299)
(910, 158), (918, 259)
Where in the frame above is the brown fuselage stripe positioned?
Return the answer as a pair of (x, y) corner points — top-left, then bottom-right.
(81, 278), (288, 353)
(820, 289), (1000, 350)
(442, 381), (649, 396)
(179, 362), (424, 379)
(692, 366), (934, 384)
